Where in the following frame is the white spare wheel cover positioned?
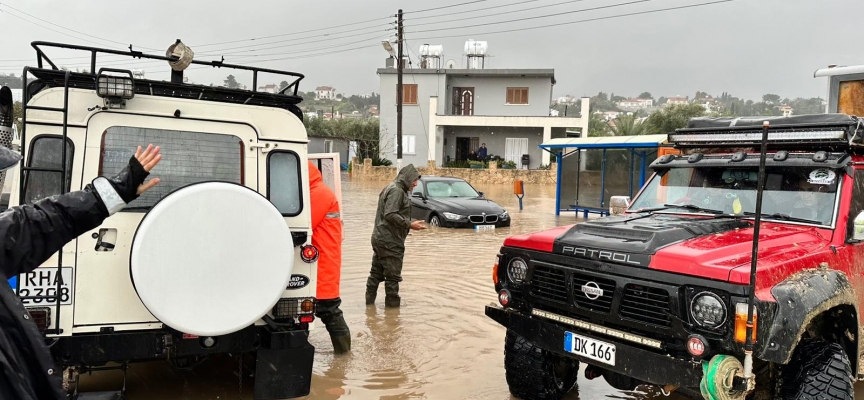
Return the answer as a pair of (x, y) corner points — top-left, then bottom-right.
(130, 182), (294, 336)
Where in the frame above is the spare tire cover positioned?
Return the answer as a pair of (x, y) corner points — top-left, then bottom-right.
(130, 181), (294, 336)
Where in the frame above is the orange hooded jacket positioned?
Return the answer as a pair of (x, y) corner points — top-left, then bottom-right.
(308, 161), (342, 300)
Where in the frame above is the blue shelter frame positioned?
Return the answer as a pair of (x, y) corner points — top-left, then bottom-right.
(539, 134), (669, 217)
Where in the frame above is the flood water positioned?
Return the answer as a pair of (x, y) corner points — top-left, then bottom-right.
(77, 175), (864, 399)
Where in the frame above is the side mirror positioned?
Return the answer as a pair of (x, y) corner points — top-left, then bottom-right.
(854, 211), (864, 241)
(412, 192), (424, 199)
(478, 191), (485, 197)
(609, 196), (631, 216)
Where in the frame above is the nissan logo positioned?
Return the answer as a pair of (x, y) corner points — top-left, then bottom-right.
(581, 282), (604, 300)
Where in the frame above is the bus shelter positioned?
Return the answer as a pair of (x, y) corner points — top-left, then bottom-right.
(539, 134), (672, 217)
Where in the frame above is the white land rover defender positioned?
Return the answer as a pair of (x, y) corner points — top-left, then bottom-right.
(5, 40), (324, 399)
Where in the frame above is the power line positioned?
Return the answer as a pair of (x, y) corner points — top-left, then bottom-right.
(410, 0), (735, 39)
(407, 0), (655, 34)
(0, 8), (123, 49)
(191, 28), (395, 55)
(0, 2), (159, 51)
(408, 0), (595, 28)
(194, 17), (394, 48)
(406, 0), (542, 21)
(404, 0), (491, 14)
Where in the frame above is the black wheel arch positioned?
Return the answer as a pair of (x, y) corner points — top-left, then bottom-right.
(761, 267), (859, 377)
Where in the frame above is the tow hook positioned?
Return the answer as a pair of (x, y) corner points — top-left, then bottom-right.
(584, 365), (602, 380)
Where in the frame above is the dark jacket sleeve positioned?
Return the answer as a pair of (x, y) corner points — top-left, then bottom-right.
(382, 186), (411, 231)
(0, 184), (109, 279)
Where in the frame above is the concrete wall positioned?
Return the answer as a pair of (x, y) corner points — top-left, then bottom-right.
(351, 158), (557, 185)
(378, 72), (446, 167)
(446, 76), (553, 117)
(308, 136), (349, 164)
(443, 126), (553, 169)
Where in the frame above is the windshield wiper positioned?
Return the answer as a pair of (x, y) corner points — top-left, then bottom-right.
(742, 212), (823, 225)
(662, 203), (725, 215)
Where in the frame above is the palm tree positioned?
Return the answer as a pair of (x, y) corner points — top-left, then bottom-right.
(608, 114), (646, 136)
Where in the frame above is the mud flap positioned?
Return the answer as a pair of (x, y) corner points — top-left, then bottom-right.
(253, 330), (315, 400)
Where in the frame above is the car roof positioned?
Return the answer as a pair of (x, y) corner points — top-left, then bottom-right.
(420, 176), (465, 182)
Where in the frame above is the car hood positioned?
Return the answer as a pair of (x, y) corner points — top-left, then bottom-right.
(508, 213), (834, 291)
(429, 197), (505, 214)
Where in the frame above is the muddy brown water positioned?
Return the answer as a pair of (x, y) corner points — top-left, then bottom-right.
(78, 176), (864, 399)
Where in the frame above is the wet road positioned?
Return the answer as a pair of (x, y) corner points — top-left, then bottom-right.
(78, 175), (864, 399)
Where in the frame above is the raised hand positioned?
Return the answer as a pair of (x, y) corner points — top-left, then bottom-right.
(134, 144), (162, 195)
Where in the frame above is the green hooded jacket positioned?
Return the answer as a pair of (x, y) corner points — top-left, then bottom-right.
(371, 164), (421, 253)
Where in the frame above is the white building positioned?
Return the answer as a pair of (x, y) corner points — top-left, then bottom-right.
(258, 84), (279, 94)
(665, 96), (690, 106)
(616, 98), (654, 110)
(315, 86), (337, 100)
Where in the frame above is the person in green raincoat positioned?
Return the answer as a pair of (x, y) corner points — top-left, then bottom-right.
(366, 164), (426, 308)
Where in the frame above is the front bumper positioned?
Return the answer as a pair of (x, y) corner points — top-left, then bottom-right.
(486, 305), (703, 388)
(440, 217), (511, 228)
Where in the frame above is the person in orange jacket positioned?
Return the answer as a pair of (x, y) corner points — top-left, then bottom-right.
(308, 161), (351, 354)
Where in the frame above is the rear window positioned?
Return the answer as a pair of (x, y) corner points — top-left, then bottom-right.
(100, 126), (243, 210)
(23, 135), (74, 204)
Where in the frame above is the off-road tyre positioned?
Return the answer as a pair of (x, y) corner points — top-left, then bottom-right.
(504, 330), (579, 400)
(780, 337), (854, 400)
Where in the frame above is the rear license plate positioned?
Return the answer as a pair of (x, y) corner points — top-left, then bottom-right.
(10, 267), (73, 306)
(564, 331), (616, 366)
(475, 225), (495, 231)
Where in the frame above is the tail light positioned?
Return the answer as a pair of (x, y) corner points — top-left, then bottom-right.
(299, 315), (314, 323)
(272, 297), (317, 322)
(301, 245), (319, 263)
(26, 308), (51, 332)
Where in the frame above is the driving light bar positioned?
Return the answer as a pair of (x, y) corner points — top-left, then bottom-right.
(670, 130), (846, 144)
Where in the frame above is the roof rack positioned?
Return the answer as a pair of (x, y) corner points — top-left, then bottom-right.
(23, 41), (306, 112)
(669, 113), (864, 151)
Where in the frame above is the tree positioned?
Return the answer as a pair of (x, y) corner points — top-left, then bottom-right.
(223, 75), (240, 89)
(279, 81), (289, 92)
(638, 92), (653, 99)
(12, 102), (22, 133)
(643, 104), (708, 135)
(588, 114), (611, 137)
(762, 93), (781, 105)
(608, 114), (646, 136)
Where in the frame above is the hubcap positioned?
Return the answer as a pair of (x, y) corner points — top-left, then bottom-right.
(430, 216), (440, 226)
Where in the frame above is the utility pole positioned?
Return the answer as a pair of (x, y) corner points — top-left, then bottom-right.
(396, 9), (404, 171)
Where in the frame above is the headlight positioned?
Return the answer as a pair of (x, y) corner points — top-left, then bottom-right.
(500, 210), (509, 218)
(507, 258), (528, 283)
(690, 292), (727, 329)
(443, 212), (463, 220)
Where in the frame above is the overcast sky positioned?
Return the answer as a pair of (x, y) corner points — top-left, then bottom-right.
(0, 0), (861, 102)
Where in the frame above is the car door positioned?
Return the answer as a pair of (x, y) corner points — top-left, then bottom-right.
(410, 182), (430, 220)
(74, 113), (258, 328)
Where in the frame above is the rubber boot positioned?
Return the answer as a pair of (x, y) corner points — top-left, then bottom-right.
(384, 295), (401, 308)
(331, 334), (351, 354)
(366, 276), (381, 305)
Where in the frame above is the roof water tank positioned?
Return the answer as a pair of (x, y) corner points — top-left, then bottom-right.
(464, 39), (488, 56)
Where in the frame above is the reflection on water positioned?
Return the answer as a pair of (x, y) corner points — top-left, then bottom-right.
(77, 175), (864, 399)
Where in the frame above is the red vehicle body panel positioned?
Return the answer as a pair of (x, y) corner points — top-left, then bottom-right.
(503, 160), (864, 306)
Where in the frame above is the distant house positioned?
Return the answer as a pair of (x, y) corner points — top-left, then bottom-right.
(594, 111), (622, 121)
(665, 96), (690, 106)
(316, 86), (337, 100)
(258, 84), (279, 94)
(616, 98), (654, 110)
(367, 105), (379, 117)
(779, 105), (794, 117)
(556, 95), (576, 104)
